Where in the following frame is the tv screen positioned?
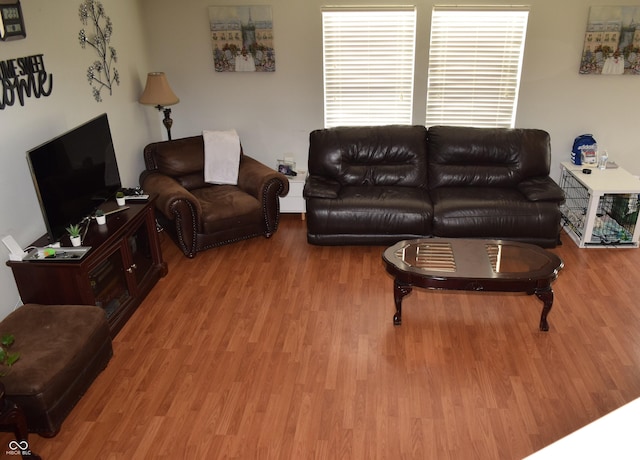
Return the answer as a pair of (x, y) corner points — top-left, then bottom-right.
(27, 113), (122, 242)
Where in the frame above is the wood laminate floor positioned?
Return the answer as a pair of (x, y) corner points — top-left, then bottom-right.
(4, 215), (640, 459)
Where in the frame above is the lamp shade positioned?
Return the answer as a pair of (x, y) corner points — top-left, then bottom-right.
(139, 72), (179, 106)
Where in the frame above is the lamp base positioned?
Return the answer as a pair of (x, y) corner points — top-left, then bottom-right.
(156, 105), (174, 140)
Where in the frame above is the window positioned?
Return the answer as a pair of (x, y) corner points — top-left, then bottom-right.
(322, 7), (416, 128)
(425, 7), (529, 128)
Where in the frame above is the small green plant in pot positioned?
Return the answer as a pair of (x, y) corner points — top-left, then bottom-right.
(66, 223), (82, 246)
(95, 209), (106, 225)
(0, 333), (20, 376)
(115, 191), (126, 206)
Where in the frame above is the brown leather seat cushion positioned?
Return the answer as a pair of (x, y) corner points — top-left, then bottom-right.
(193, 185), (262, 233)
(0, 304), (112, 435)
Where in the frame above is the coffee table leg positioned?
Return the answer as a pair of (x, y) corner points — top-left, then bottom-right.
(535, 287), (553, 332)
(393, 280), (412, 325)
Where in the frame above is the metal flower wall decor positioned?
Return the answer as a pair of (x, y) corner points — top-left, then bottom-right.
(78, 0), (119, 102)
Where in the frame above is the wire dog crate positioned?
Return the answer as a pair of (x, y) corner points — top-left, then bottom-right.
(559, 162), (640, 248)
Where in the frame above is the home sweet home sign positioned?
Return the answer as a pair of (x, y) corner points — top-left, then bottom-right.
(0, 53), (53, 109)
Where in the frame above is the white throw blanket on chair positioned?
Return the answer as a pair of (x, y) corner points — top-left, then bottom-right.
(203, 129), (241, 185)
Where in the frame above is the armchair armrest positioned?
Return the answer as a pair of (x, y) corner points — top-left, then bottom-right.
(140, 170), (203, 257)
(236, 155), (289, 235)
(237, 155), (290, 200)
(518, 176), (565, 203)
(303, 175), (341, 199)
(140, 170), (203, 220)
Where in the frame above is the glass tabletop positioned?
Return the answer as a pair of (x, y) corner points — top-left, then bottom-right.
(385, 238), (563, 281)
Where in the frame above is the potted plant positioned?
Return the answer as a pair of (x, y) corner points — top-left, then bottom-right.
(95, 209), (106, 225)
(0, 333), (20, 376)
(115, 191), (126, 206)
(66, 223), (82, 247)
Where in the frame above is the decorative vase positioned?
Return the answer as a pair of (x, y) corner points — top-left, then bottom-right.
(70, 235), (81, 247)
(116, 196), (126, 206)
(96, 215), (106, 225)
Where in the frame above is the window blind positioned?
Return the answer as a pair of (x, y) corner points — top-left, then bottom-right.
(426, 7), (529, 128)
(322, 8), (416, 128)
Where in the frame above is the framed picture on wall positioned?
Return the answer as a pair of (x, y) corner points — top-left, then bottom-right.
(0, 1), (26, 41)
(209, 5), (275, 72)
(579, 6), (640, 75)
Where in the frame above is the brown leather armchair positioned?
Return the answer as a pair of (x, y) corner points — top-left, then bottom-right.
(140, 135), (289, 258)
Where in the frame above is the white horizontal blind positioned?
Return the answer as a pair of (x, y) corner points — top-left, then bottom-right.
(322, 8), (416, 128)
(426, 7), (529, 128)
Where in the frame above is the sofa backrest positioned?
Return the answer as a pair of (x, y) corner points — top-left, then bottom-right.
(308, 125), (429, 188)
(427, 125), (551, 189)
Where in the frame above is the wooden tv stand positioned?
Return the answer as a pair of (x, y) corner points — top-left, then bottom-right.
(6, 198), (168, 336)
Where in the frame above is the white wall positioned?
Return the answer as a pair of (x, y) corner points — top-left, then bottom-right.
(517, 1), (640, 178)
(140, 0), (640, 180)
(0, 1), (156, 318)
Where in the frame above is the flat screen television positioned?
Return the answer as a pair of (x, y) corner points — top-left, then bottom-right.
(27, 113), (122, 242)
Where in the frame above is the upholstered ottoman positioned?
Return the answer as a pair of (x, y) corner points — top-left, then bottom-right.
(0, 304), (112, 436)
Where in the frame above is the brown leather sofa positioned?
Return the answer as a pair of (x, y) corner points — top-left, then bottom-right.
(140, 135), (289, 258)
(304, 125), (565, 247)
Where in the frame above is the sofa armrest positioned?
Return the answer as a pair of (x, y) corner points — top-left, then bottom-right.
(303, 175), (341, 199)
(518, 176), (565, 202)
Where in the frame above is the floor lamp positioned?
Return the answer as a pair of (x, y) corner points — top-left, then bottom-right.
(139, 72), (179, 140)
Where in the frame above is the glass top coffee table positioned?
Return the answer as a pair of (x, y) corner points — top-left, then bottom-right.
(382, 238), (564, 331)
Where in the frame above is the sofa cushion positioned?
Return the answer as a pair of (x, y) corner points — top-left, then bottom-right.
(427, 125), (551, 189)
(518, 176), (565, 202)
(306, 186), (433, 240)
(430, 187), (561, 242)
(176, 172), (208, 191)
(304, 175), (341, 199)
(193, 186), (262, 234)
(308, 125), (429, 188)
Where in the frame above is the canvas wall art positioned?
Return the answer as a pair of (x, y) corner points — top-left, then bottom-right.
(209, 5), (275, 72)
(580, 6), (640, 75)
